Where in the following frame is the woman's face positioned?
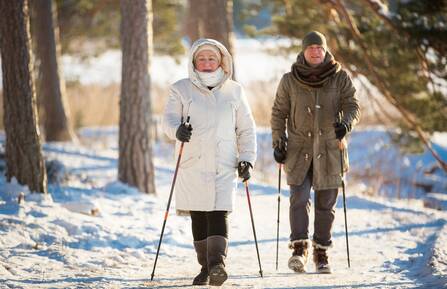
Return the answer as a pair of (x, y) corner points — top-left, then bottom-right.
(194, 50), (220, 72)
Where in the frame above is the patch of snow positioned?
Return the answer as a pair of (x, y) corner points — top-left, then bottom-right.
(0, 127), (446, 288)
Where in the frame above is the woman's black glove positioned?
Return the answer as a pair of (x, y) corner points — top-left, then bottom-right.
(333, 121), (348, 140)
(238, 161), (253, 182)
(176, 122), (192, 142)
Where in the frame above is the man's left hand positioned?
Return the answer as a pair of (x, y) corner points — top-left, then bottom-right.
(333, 121), (348, 140)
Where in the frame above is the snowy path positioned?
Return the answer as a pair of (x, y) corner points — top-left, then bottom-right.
(1, 166), (446, 288)
(146, 182), (447, 289)
(0, 137), (446, 288)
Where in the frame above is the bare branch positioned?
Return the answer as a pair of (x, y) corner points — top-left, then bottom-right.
(360, 0), (434, 88)
(327, 0), (447, 172)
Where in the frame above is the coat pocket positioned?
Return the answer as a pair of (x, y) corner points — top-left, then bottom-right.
(284, 140), (305, 174)
(290, 104), (297, 130)
(217, 140), (238, 169)
(178, 141), (201, 169)
(217, 102), (237, 141)
(325, 139), (348, 175)
(290, 101), (306, 130)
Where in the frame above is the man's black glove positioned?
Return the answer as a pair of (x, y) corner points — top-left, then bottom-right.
(238, 161), (253, 182)
(273, 147), (286, 164)
(273, 135), (287, 164)
(333, 121), (348, 140)
(176, 122), (192, 142)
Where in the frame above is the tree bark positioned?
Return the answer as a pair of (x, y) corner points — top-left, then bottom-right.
(119, 0), (156, 194)
(0, 0), (48, 193)
(30, 0), (76, 142)
(185, 0), (235, 77)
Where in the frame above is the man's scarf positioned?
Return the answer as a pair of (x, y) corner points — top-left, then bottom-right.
(291, 51), (341, 88)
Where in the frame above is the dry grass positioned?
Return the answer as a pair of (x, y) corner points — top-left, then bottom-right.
(66, 83), (120, 128)
(66, 83), (170, 128)
(0, 79), (387, 131)
(0, 83), (169, 130)
(244, 80), (276, 127)
(59, 80), (276, 129)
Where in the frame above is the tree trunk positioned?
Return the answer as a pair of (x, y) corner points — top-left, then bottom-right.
(0, 0), (47, 194)
(186, 0), (235, 77)
(30, 0), (76, 142)
(118, 0), (156, 194)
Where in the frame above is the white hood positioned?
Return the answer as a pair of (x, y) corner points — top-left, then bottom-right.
(188, 38), (233, 90)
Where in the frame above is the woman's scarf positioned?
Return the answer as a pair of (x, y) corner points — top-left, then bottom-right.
(196, 67), (225, 87)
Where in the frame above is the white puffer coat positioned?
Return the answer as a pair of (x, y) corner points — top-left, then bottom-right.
(162, 38), (257, 212)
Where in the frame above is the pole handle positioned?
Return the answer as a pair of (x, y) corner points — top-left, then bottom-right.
(339, 138), (347, 150)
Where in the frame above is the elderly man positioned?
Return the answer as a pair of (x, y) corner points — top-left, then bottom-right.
(271, 31), (360, 273)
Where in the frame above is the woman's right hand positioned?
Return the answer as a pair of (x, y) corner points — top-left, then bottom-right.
(238, 161), (253, 182)
(176, 123), (193, 142)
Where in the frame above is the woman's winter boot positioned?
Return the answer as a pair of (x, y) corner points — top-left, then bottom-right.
(193, 239), (209, 285)
(207, 235), (228, 286)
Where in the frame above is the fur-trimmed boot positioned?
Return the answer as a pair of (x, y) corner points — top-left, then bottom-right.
(207, 235), (228, 286)
(288, 239), (309, 273)
(312, 241), (332, 274)
(193, 239), (209, 285)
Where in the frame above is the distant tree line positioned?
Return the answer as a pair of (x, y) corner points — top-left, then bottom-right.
(0, 0), (445, 195)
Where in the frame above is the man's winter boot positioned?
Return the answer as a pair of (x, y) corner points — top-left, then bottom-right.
(287, 239), (309, 273)
(312, 242), (332, 274)
(207, 235), (228, 286)
(193, 239), (209, 285)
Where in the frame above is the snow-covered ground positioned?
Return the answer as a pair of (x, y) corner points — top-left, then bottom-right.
(1, 36), (446, 288)
(1, 128), (446, 289)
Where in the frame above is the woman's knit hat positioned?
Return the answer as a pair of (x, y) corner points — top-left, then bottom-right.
(302, 31), (327, 51)
(193, 44), (222, 63)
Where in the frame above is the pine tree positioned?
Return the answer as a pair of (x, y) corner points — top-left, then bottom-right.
(30, 0), (76, 142)
(118, 0), (156, 195)
(0, 0), (48, 193)
(247, 0), (446, 169)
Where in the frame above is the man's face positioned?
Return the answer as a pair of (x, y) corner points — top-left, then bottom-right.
(304, 44), (326, 67)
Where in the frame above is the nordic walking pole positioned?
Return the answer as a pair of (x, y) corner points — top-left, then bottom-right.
(151, 116), (190, 281)
(337, 113), (351, 268)
(275, 164), (282, 271)
(244, 181), (263, 277)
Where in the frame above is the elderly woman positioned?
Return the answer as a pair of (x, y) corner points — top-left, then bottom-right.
(162, 38), (257, 286)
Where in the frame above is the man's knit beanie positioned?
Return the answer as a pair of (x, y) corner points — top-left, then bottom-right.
(302, 31), (327, 51)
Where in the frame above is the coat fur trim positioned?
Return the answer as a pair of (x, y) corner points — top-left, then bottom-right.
(288, 239), (310, 249)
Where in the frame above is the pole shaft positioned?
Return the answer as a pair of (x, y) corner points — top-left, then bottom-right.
(276, 164), (281, 270)
(151, 141), (186, 281)
(245, 181), (263, 277)
(340, 144), (351, 268)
